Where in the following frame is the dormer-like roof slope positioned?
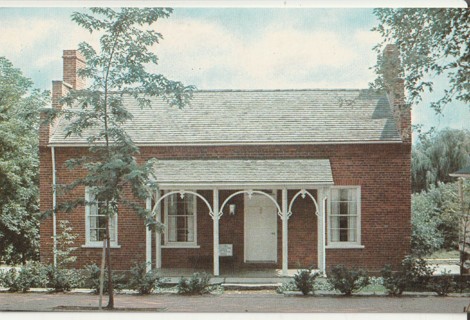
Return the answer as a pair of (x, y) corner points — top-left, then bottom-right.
(49, 89), (402, 146)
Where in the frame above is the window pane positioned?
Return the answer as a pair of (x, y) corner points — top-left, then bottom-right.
(98, 216), (107, 228)
(331, 189), (339, 201)
(332, 201), (340, 215)
(339, 215), (348, 241)
(168, 216), (177, 242)
(90, 215), (97, 228)
(187, 216), (195, 242)
(168, 194), (177, 216)
(90, 229), (98, 241)
(98, 229), (106, 241)
(109, 222), (116, 242)
(348, 227), (357, 242)
(331, 216), (340, 242)
(348, 201), (357, 215)
(339, 202), (349, 215)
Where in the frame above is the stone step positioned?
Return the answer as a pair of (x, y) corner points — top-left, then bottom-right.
(222, 283), (280, 290)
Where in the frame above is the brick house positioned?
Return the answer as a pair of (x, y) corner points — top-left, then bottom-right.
(39, 45), (411, 276)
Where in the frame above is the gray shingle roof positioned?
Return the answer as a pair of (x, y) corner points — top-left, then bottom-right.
(152, 159), (333, 188)
(49, 89), (401, 145)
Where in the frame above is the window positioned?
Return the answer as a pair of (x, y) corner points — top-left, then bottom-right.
(164, 193), (197, 246)
(328, 187), (361, 246)
(84, 188), (118, 247)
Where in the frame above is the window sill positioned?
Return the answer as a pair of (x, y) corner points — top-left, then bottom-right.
(161, 244), (200, 249)
(82, 243), (121, 249)
(325, 244), (365, 249)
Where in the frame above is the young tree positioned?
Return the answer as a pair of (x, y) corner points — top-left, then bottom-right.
(0, 57), (49, 264)
(371, 9), (469, 113)
(50, 8), (193, 308)
(411, 181), (462, 256)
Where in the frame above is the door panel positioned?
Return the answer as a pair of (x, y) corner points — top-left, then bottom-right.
(245, 194), (277, 262)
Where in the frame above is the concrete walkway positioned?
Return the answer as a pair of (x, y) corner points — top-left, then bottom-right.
(1, 291), (470, 313)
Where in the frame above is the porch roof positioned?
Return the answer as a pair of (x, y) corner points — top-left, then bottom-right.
(152, 159), (333, 189)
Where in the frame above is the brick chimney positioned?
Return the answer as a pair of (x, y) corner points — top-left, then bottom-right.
(39, 50), (86, 147)
(383, 44), (411, 144)
(62, 50), (86, 90)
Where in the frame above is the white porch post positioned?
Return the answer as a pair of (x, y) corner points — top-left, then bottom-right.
(145, 197), (152, 272)
(155, 189), (162, 269)
(317, 188), (328, 275)
(282, 188), (288, 276)
(213, 189), (220, 276)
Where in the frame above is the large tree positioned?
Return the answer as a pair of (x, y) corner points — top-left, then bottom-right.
(371, 9), (469, 113)
(0, 57), (49, 264)
(50, 8), (193, 309)
(412, 128), (470, 193)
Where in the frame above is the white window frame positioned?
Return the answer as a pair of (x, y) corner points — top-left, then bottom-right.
(83, 187), (120, 248)
(162, 192), (199, 248)
(326, 186), (364, 249)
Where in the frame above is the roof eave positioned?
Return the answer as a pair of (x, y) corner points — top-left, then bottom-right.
(48, 139), (403, 148)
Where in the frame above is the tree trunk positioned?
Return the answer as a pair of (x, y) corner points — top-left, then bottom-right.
(105, 217), (114, 309)
(98, 238), (106, 309)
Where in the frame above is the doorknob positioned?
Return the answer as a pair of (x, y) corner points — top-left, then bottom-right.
(271, 232), (275, 235)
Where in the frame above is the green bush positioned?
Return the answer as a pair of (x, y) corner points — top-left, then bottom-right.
(428, 270), (456, 296)
(0, 262), (48, 293)
(0, 268), (28, 293)
(276, 281), (297, 294)
(127, 262), (161, 295)
(45, 265), (83, 293)
(381, 265), (404, 295)
(381, 256), (434, 295)
(327, 265), (370, 296)
(82, 263), (126, 294)
(177, 272), (213, 295)
(293, 268), (319, 295)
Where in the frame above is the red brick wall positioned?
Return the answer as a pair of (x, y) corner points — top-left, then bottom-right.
(39, 142), (411, 272)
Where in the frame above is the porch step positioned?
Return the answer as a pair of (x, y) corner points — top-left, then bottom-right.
(222, 283), (280, 290)
(160, 275), (292, 291)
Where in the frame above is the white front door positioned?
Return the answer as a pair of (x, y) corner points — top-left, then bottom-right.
(244, 194), (277, 263)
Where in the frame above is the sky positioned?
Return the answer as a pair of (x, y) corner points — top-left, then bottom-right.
(0, 6), (468, 141)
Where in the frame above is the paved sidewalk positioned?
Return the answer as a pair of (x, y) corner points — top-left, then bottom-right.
(1, 291), (470, 313)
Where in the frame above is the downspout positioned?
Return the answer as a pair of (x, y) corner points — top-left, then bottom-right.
(322, 195), (327, 276)
(51, 146), (57, 268)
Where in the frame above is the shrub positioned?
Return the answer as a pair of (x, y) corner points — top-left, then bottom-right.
(82, 263), (126, 294)
(0, 262), (48, 293)
(428, 270), (456, 296)
(453, 275), (470, 293)
(0, 268), (27, 293)
(381, 256), (434, 295)
(25, 261), (49, 288)
(177, 272), (213, 295)
(45, 265), (83, 293)
(127, 262), (161, 295)
(327, 265), (370, 296)
(293, 268), (319, 295)
(381, 265), (404, 295)
(276, 281), (297, 294)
